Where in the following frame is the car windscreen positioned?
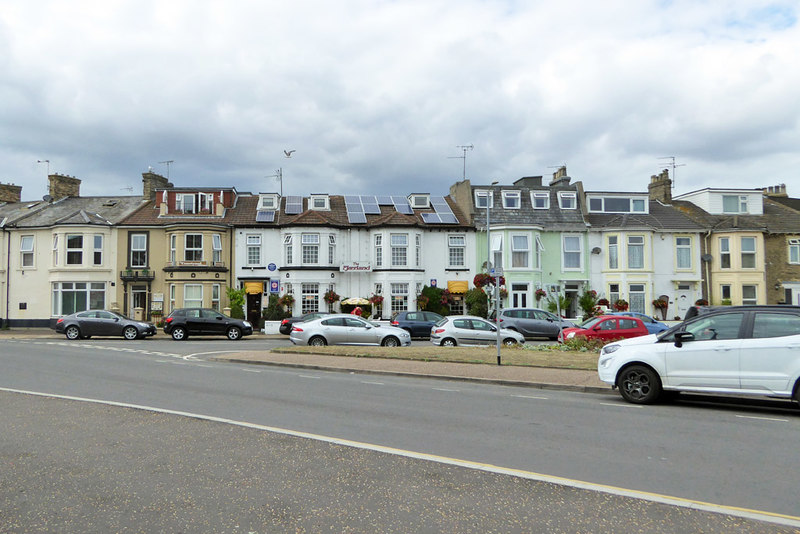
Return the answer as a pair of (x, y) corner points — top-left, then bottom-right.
(580, 317), (603, 329)
(435, 317), (448, 327)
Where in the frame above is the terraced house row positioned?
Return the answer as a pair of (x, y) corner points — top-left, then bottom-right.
(0, 167), (798, 327)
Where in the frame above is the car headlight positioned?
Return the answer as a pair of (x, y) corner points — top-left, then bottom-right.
(566, 331), (576, 339)
(601, 344), (621, 355)
(243, 321), (252, 327)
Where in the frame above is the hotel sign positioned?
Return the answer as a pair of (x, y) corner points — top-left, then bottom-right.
(340, 262), (372, 273)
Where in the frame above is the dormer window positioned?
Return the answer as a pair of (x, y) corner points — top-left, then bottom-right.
(176, 192), (215, 214)
(587, 195), (648, 214)
(722, 194), (748, 214)
(558, 191), (576, 209)
(531, 192), (549, 209)
(409, 194), (430, 209)
(258, 194), (279, 210)
(310, 194), (330, 210)
(475, 190), (493, 209)
(502, 190), (521, 209)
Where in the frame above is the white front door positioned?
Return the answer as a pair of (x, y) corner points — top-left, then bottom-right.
(511, 283), (528, 308)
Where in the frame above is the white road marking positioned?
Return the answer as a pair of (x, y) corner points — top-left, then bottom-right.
(512, 394), (549, 400)
(735, 415), (788, 422)
(1, 386), (798, 530)
(298, 374), (321, 379)
(361, 381), (385, 385)
(432, 387), (459, 392)
(240, 368), (261, 373)
(599, 402), (642, 409)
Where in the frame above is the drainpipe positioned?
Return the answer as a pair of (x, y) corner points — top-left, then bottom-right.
(2, 220), (8, 328)
(703, 230), (711, 302)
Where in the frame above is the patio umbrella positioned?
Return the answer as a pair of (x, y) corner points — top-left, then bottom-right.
(341, 297), (371, 305)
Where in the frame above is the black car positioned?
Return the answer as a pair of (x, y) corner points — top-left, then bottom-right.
(279, 312), (331, 335)
(55, 310), (157, 340)
(164, 308), (253, 340)
(390, 311), (444, 338)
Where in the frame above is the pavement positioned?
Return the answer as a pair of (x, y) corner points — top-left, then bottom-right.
(1, 327), (613, 395)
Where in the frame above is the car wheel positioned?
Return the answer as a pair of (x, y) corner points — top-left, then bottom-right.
(123, 326), (139, 340)
(793, 380), (800, 405)
(503, 338), (517, 346)
(309, 336), (327, 347)
(617, 365), (662, 404)
(381, 336), (400, 347)
(171, 326), (187, 341)
(441, 338), (457, 347)
(65, 325), (80, 340)
(227, 326), (242, 340)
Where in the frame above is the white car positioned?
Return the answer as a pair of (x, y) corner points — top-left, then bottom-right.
(597, 305), (800, 404)
(289, 314), (411, 347)
(430, 315), (526, 347)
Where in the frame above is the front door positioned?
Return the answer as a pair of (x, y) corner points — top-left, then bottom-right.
(131, 285), (147, 318)
(247, 293), (262, 329)
(512, 283), (528, 308)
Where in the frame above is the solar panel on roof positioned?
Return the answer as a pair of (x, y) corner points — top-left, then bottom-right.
(438, 213), (458, 224)
(360, 195), (381, 214)
(344, 195), (360, 203)
(430, 196), (454, 215)
(285, 196), (303, 214)
(392, 196), (413, 214)
(256, 210), (275, 222)
(421, 213), (441, 223)
(347, 212), (367, 224)
(376, 195), (393, 205)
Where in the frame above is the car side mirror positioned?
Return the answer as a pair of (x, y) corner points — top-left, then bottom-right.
(490, 326), (497, 332)
(674, 331), (694, 348)
(216, 316), (223, 320)
(114, 317), (119, 322)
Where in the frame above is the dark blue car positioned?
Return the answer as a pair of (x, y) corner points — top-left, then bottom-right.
(391, 311), (444, 338)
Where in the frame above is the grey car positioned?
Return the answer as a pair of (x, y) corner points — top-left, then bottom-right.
(289, 314), (412, 347)
(430, 315), (526, 347)
(54, 310), (157, 340)
(494, 308), (575, 340)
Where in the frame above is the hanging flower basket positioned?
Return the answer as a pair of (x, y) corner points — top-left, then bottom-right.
(597, 298), (610, 307)
(652, 299), (668, 309)
(695, 298), (709, 306)
(278, 294), (295, 308)
(368, 294), (384, 305)
(613, 299), (629, 311)
(323, 289), (340, 305)
(535, 288), (547, 301)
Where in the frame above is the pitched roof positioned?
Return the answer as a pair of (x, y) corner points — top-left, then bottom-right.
(10, 196), (148, 228)
(672, 198), (800, 234)
(470, 184), (587, 230)
(585, 200), (705, 231)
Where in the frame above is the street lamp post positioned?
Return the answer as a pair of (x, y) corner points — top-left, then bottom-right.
(486, 181), (501, 365)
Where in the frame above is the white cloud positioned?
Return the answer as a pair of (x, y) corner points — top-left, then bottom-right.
(1, 0), (798, 200)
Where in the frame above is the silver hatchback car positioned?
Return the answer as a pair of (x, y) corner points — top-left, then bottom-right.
(430, 315), (526, 347)
(289, 314), (412, 347)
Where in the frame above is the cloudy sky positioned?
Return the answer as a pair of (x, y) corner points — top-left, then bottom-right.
(2, 1), (798, 201)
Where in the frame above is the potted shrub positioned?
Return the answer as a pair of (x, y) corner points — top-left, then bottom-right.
(279, 293), (295, 311)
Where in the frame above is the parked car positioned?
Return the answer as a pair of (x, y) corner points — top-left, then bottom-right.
(606, 311), (669, 334)
(492, 308), (575, 340)
(430, 315), (526, 347)
(597, 305), (800, 405)
(561, 315), (649, 343)
(279, 312), (331, 335)
(289, 314), (411, 346)
(163, 308), (253, 340)
(391, 311), (444, 338)
(55, 310), (157, 340)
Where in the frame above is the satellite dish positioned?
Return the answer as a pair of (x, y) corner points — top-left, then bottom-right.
(42, 194), (53, 203)
(591, 247), (602, 255)
(701, 254), (713, 262)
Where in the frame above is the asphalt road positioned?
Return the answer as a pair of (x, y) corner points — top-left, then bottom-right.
(2, 337), (799, 532)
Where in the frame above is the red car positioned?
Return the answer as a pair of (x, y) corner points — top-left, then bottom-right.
(560, 315), (649, 343)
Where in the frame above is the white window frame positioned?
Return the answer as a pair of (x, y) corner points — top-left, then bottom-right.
(722, 194), (748, 214)
(21, 235), (34, 268)
(130, 233), (147, 268)
(676, 236), (692, 270)
(212, 234), (222, 265)
(627, 235), (645, 270)
(448, 234), (466, 268)
(93, 234), (103, 266)
(183, 284), (203, 308)
(415, 234), (421, 267)
(740, 236), (756, 269)
(310, 195), (329, 210)
(742, 284), (757, 305)
(558, 191), (576, 209)
(510, 234), (530, 269)
(474, 190), (493, 209)
(390, 282), (409, 314)
(562, 234), (582, 271)
(301, 233), (320, 265)
(184, 234), (203, 262)
(284, 235), (293, 265)
(301, 282), (320, 314)
(374, 234), (382, 267)
(246, 234), (261, 266)
(51, 281), (106, 316)
(328, 235), (336, 265)
(211, 284), (221, 311)
(170, 234), (177, 264)
(391, 233), (408, 267)
(502, 190), (521, 209)
(789, 239), (800, 264)
(720, 237), (731, 269)
(258, 194), (278, 210)
(535, 235), (544, 269)
(66, 234), (83, 265)
(491, 233), (503, 271)
(169, 284), (176, 313)
(530, 192), (549, 210)
(608, 235), (618, 269)
(52, 234), (58, 266)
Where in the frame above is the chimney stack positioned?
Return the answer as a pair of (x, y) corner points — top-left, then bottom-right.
(48, 174), (81, 200)
(549, 166), (571, 186)
(513, 176), (543, 187)
(648, 169), (672, 203)
(762, 184), (787, 197)
(0, 183), (22, 203)
(142, 171), (172, 200)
